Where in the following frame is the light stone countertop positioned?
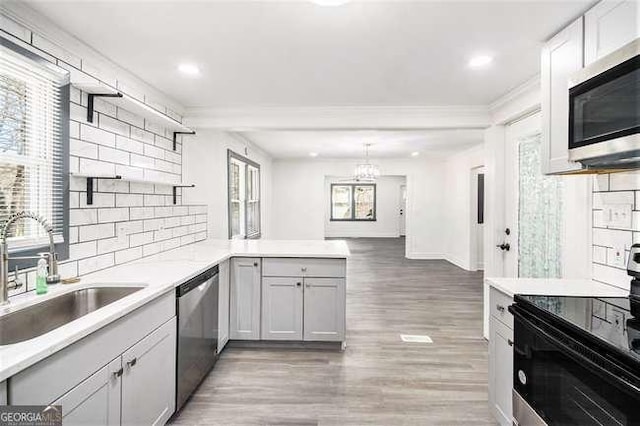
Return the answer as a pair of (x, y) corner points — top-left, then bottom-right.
(482, 277), (630, 340)
(485, 277), (629, 298)
(0, 239), (350, 382)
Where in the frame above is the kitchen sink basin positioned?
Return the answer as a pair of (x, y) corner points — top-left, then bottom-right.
(0, 286), (143, 345)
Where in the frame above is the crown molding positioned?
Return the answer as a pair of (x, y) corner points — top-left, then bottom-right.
(184, 105), (491, 131)
(488, 74), (541, 125)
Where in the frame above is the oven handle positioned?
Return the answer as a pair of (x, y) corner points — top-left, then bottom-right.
(510, 307), (640, 396)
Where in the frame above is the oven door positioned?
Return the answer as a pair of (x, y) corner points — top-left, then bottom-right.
(568, 43), (640, 166)
(512, 308), (640, 425)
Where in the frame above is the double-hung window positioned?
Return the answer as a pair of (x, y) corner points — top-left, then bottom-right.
(330, 183), (376, 221)
(228, 150), (260, 239)
(0, 39), (69, 268)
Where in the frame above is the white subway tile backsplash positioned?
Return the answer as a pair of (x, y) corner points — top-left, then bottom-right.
(97, 236), (129, 254)
(7, 24), (208, 300)
(593, 191), (634, 210)
(70, 209), (97, 226)
(79, 158), (115, 176)
(81, 124), (116, 147)
(116, 193), (143, 207)
(609, 171), (640, 191)
(98, 208), (130, 223)
(99, 114), (130, 137)
(115, 247), (143, 264)
(79, 223), (115, 241)
(70, 139), (98, 159)
(116, 135), (144, 154)
(78, 253), (115, 276)
(592, 173), (639, 290)
(98, 146), (130, 165)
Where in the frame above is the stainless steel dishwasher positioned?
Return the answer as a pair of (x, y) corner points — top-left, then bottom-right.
(176, 265), (219, 411)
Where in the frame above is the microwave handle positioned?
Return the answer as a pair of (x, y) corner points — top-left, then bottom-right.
(512, 308), (640, 396)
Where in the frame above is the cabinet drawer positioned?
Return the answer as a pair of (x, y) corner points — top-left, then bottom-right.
(490, 287), (514, 329)
(262, 258), (346, 278)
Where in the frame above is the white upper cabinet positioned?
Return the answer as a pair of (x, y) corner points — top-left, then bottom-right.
(585, 0), (640, 65)
(541, 17), (585, 175)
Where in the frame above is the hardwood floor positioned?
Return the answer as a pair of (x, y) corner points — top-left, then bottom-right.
(171, 238), (495, 425)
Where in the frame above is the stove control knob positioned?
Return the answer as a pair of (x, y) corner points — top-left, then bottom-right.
(518, 370), (527, 385)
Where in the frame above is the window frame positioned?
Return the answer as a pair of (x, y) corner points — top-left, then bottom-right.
(227, 150), (261, 239)
(1, 37), (70, 271)
(330, 183), (377, 222)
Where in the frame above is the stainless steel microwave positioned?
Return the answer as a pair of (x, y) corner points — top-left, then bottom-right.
(568, 38), (640, 170)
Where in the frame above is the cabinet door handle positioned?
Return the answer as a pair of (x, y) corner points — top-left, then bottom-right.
(296, 282), (301, 287)
(508, 339), (514, 347)
(301, 267), (307, 272)
(253, 262), (258, 267)
(127, 357), (137, 368)
(113, 367), (123, 378)
(496, 304), (505, 313)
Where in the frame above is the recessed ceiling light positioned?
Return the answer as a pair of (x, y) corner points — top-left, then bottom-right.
(468, 55), (493, 69)
(310, 0), (351, 6)
(309, 152), (319, 157)
(411, 151), (420, 157)
(178, 63), (200, 77)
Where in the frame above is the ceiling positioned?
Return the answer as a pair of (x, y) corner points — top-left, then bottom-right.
(239, 129), (483, 159)
(22, 0), (594, 109)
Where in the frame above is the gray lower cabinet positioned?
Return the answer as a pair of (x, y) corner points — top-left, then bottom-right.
(8, 291), (176, 426)
(261, 277), (303, 340)
(230, 258), (262, 340)
(53, 358), (121, 426)
(488, 286), (514, 426)
(121, 317), (176, 426)
(218, 260), (230, 351)
(303, 278), (345, 342)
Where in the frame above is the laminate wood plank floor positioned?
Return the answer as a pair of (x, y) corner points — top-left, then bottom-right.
(171, 238), (495, 426)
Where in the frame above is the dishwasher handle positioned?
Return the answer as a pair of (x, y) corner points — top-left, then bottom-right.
(177, 265), (219, 297)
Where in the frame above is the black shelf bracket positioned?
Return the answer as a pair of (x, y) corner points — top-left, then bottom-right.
(173, 131), (196, 151)
(86, 175), (122, 205)
(172, 184), (195, 205)
(87, 93), (123, 123)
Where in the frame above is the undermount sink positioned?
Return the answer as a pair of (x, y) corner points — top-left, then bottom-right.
(0, 286), (143, 346)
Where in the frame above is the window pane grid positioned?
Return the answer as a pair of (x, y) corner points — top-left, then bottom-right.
(330, 184), (376, 221)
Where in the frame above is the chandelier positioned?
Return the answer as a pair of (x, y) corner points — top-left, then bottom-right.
(354, 144), (380, 181)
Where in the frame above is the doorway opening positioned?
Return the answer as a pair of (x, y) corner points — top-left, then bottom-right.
(470, 167), (486, 271)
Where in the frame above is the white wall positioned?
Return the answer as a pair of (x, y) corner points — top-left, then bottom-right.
(182, 130), (272, 239)
(270, 157), (451, 259)
(443, 145), (485, 270)
(324, 175), (406, 238)
(1, 10), (208, 299)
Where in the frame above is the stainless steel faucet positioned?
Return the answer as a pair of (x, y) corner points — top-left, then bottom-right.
(0, 211), (60, 304)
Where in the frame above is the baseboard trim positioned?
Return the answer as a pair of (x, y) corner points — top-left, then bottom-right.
(443, 255), (472, 271)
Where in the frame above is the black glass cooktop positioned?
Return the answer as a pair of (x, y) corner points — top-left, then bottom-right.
(515, 294), (640, 363)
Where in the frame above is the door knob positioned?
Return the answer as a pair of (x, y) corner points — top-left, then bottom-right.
(496, 243), (510, 251)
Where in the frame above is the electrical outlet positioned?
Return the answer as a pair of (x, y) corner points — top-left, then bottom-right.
(610, 246), (626, 268)
(612, 310), (624, 334)
(604, 204), (632, 229)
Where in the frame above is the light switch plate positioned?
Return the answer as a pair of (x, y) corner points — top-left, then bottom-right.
(604, 204), (632, 229)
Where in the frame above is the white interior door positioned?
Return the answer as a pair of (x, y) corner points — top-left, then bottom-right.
(399, 185), (407, 236)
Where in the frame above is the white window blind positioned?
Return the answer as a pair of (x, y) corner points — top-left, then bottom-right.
(0, 43), (67, 251)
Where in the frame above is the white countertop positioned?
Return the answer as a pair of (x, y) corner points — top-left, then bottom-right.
(0, 239), (350, 382)
(485, 277), (629, 298)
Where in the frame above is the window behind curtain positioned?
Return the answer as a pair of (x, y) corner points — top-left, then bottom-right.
(228, 150), (260, 239)
(0, 39), (69, 262)
(330, 184), (376, 221)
